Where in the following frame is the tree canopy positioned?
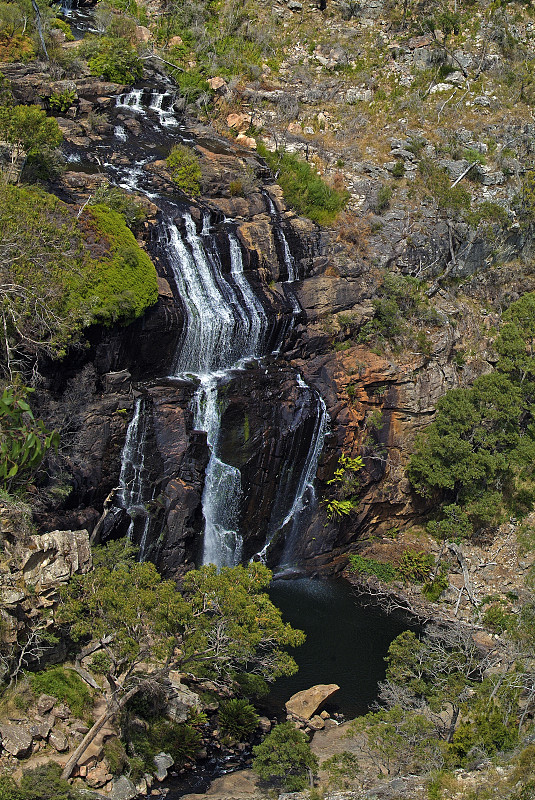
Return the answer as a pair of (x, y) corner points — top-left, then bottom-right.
(58, 542), (304, 778)
(407, 292), (535, 533)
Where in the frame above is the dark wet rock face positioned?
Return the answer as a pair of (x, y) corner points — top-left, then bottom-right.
(21, 63), (530, 576)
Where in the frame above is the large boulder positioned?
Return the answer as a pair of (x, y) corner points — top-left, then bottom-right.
(166, 672), (201, 723)
(154, 752), (174, 782)
(108, 776), (138, 800)
(285, 684), (340, 721)
(0, 723), (33, 757)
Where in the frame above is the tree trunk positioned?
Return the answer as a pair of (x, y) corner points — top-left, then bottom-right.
(446, 706), (460, 743)
(30, 0), (48, 60)
(61, 685), (141, 780)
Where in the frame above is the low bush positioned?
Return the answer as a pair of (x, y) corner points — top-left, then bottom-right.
(166, 144), (202, 196)
(103, 737), (129, 775)
(48, 89), (76, 115)
(90, 185), (147, 233)
(29, 667), (92, 719)
(252, 721), (318, 791)
(129, 718), (202, 772)
(88, 36), (142, 84)
(218, 698), (259, 740)
(0, 185), (158, 364)
(257, 142), (349, 226)
(19, 762), (82, 799)
(397, 550), (434, 583)
(348, 554), (397, 582)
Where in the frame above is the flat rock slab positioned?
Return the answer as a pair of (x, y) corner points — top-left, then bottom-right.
(0, 723), (33, 757)
(181, 769), (266, 800)
(285, 684), (340, 721)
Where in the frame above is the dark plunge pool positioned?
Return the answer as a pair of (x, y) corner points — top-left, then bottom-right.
(264, 576), (412, 719)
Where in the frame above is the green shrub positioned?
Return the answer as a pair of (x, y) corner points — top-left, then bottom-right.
(374, 184), (392, 212)
(129, 718), (202, 772)
(348, 554), (397, 582)
(51, 18), (75, 41)
(466, 200), (509, 229)
(234, 672), (269, 698)
(229, 179), (245, 197)
(19, 762), (82, 800)
(0, 185), (158, 363)
(84, 204), (159, 324)
(175, 69), (212, 103)
(422, 572), (448, 602)
(0, 386), (58, 493)
(323, 497), (356, 519)
(252, 721), (318, 791)
(29, 667), (92, 719)
(103, 737), (129, 775)
(392, 160), (405, 178)
(482, 603), (515, 633)
(48, 89), (76, 114)
(218, 698), (259, 740)
(323, 751), (360, 789)
(166, 144), (202, 196)
(418, 158), (471, 216)
(90, 185), (147, 233)
(0, 776), (23, 800)
(88, 37), (143, 84)
(257, 142), (348, 226)
(397, 550), (434, 583)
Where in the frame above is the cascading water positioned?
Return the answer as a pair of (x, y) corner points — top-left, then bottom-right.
(117, 396), (153, 559)
(195, 375), (243, 567)
(161, 212), (268, 566)
(102, 91), (328, 570)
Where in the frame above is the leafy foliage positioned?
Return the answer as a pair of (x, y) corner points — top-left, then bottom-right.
(252, 721), (318, 791)
(258, 142), (349, 225)
(0, 185), (158, 367)
(418, 158), (471, 217)
(348, 554), (397, 582)
(16, 763), (82, 800)
(346, 706), (442, 776)
(323, 751), (360, 789)
(323, 452), (363, 521)
(166, 144), (202, 196)
(179, 562), (305, 683)
(48, 89), (76, 115)
(218, 698), (259, 740)
(88, 36), (143, 84)
(408, 292), (535, 535)
(90, 184), (147, 233)
(127, 717), (203, 771)
(0, 386), (58, 492)
(59, 542), (304, 699)
(0, 104), (62, 182)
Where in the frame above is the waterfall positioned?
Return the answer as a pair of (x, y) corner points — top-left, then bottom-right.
(195, 375), (243, 567)
(256, 378), (327, 565)
(162, 212), (268, 565)
(149, 91), (178, 127)
(116, 89), (145, 113)
(116, 90), (178, 127)
(118, 396), (153, 559)
(105, 102), (326, 570)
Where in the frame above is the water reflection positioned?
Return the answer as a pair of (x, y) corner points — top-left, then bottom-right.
(266, 576), (412, 719)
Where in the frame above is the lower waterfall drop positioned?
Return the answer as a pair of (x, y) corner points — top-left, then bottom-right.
(117, 396), (153, 559)
(194, 375), (243, 567)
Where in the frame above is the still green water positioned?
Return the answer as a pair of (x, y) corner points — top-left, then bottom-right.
(266, 576), (412, 718)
